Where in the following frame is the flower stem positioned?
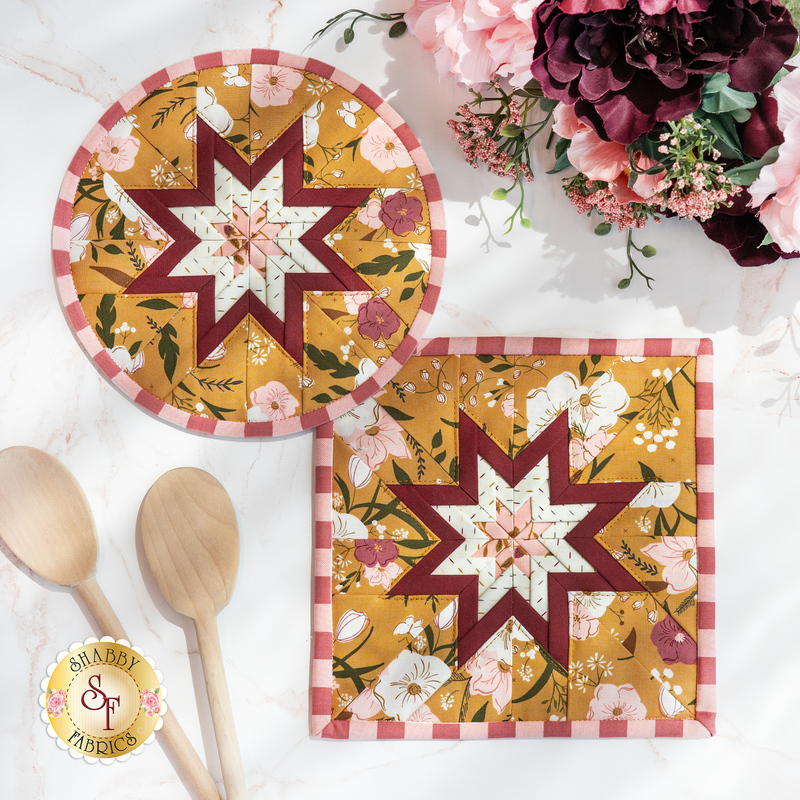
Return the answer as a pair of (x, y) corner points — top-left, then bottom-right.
(312, 9), (406, 43)
(620, 229), (655, 290)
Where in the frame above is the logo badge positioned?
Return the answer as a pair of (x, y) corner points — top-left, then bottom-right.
(40, 638), (166, 762)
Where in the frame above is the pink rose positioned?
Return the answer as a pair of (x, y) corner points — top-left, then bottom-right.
(356, 197), (384, 229)
(570, 429), (614, 470)
(248, 381), (300, 422)
(343, 291), (373, 314)
(140, 689), (161, 717)
(750, 70), (800, 253)
(251, 65), (303, 107)
(568, 598), (601, 640)
(500, 392), (514, 418)
(587, 684), (647, 721)
(97, 135), (140, 172)
(47, 690), (67, 717)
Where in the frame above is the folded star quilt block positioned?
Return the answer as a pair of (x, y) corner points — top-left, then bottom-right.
(312, 337), (714, 738)
(53, 50), (444, 436)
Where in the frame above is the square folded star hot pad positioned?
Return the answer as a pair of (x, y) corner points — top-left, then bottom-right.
(312, 337), (714, 738)
(53, 50), (444, 436)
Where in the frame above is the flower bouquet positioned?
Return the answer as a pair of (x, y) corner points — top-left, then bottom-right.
(315, 1), (800, 287)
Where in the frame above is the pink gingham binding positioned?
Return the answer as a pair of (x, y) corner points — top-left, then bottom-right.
(311, 336), (715, 739)
(52, 50), (445, 438)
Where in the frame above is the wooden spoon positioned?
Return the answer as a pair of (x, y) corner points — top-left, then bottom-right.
(140, 468), (246, 800)
(0, 447), (221, 800)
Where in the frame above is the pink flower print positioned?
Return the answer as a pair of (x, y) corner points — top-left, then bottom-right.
(140, 689), (161, 717)
(363, 560), (403, 589)
(651, 616), (697, 664)
(570, 429), (614, 470)
(357, 297), (402, 341)
(181, 292), (197, 309)
(500, 392), (515, 418)
(359, 118), (413, 173)
(379, 193), (424, 236)
(356, 197), (384, 229)
(477, 500), (550, 577)
(569, 598), (601, 641)
(354, 538), (399, 568)
(47, 689), (67, 718)
(341, 404), (411, 470)
(248, 381), (300, 421)
(251, 65), (303, 107)
(343, 291), (374, 314)
(348, 687), (382, 720)
(406, 704), (440, 723)
(641, 536), (698, 594)
(97, 135), (140, 172)
(587, 683), (647, 721)
(465, 650), (513, 714)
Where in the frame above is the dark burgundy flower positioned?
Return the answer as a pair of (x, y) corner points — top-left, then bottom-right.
(651, 615), (697, 664)
(531, 0), (797, 144)
(741, 88), (782, 159)
(379, 192), (423, 236)
(699, 190), (798, 265)
(354, 539), (399, 568)
(357, 297), (402, 341)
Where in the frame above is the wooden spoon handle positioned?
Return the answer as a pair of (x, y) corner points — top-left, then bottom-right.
(195, 613), (247, 800)
(76, 576), (222, 800)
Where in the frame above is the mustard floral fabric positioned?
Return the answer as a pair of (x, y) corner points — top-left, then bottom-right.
(325, 351), (700, 725)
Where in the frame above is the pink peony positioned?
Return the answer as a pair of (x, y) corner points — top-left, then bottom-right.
(359, 118), (414, 174)
(750, 69), (800, 253)
(248, 381), (300, 421)
(251, 65), (303, 107)
(641, 536), (697, 594)
(405, 0), (541, 89)
(97, 135), (140, 172)
(356, 197), (384, 229)
(587, 683), (647, 721)
(465, 650), (513, 714)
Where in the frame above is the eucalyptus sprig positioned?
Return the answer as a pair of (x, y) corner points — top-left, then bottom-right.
(312, 8), (406, 46)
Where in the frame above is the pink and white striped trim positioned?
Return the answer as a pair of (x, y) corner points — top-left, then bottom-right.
(311, 337), (715, 739)
(52, 50), (445, 439)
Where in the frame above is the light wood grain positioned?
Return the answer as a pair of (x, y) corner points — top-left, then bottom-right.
(141, 467), (247, 800)
(0, 447), (221, 800)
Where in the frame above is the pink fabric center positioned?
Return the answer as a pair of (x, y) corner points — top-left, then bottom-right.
(475, 500), (551, 577)
(214, 203), (285, 276)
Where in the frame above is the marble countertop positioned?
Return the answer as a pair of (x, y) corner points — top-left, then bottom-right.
(1, 1), (798, 797)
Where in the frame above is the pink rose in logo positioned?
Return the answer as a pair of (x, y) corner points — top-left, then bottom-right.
(357, 297), (401, 341)
(140, 689), (161, 717)
(47, 689), (67, 718)
(97, 135), (140, 172)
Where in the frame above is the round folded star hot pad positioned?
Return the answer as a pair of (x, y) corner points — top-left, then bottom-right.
(53, 50), (445, 437)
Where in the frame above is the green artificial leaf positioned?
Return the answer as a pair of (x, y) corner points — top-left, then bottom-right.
(388, 20), (407, 38)
(725, 145), (780, 187)
(547, 136), (572, 174)
(701, 72), (756, 115)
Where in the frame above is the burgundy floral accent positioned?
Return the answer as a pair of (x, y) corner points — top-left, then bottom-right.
(530, 0), (797, 144)
(651, 615), (697, 664)
(741, 89), (782, 159)
(357, 297), (402, 341)
(699, 191), (796, 266)
(379, 192), (424, 235)
(354, 539), (399, 567)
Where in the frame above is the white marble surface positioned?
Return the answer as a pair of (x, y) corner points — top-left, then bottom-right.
(1, 1), (799, 797)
